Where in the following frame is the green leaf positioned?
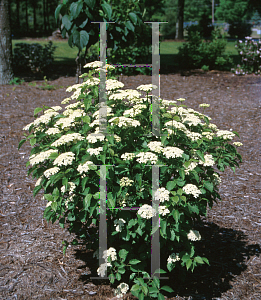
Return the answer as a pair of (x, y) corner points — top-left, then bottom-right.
(153, 276), (160, 289)
(186, 259), (192, 270)
(84, 0), (95, 10)
(158, 293), (165, 300)
(131, 284), (141, 292)
(30, 138), (36, 146)
(115, 272), (121, 281)
(138, 292), (144, 300)
(154, 268), (167, 274)
(62, 15), (72, 30)
(49, 152), (59, 160)
(33, 185), (42, 197)
(79, 30), (89, 50)
(202, 257), (210, 265)
(101, 2), (112, 20)
(82, 115), (90, 123)
(160, 220), (167, 237)
(125, 20), (134, 32)
(107, 192), (115, 208)
(179, 169), (185, 180)
(160, 285), (174, 293)
(166, 180), (176, 191)
(173, 210), (179, 223)
(196, 150), (205, 162)
(194, 256), (204, 264)
(129, 12), (137, 25)
(83, 194), (92, 210)
(18, 139), (26, 150)
(119, 249), (128, 260)
(118, 267), (125, 274)
(204, 181), (213, 192)
(129, 259), (141, 265)
(70, 1), (83, 19)
(55, 4), (63, 19)
(44, 194), (53, 202)
(149, 287), (159, 294)
(108, 273), (115, 284)
(34, 107), (42, 116)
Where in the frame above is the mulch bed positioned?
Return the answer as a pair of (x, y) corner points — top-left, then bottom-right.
(0, 68), (261, 300)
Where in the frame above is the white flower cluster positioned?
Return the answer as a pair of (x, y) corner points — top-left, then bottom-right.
(109, 116), (140, 128)
(161, 99), (177, 106)
(121, 152), (136, 161)
(61, 182), (76, 195)
(54, 109), (86, 130)
(208, 123), (218, 130)
(183, 184), (201, 198)
(43, 167), (60, 178)
(162, 147), (184, 159)
(83, 61), (103, 69)
(35, 176), (43, 186)
(147, 141), (164, 153)
(167, 253), (180, 264)
(114, 283), (129, 299)
(45, 127), (60, 135)
(23, 122), (34, 131)
(51, 133), (84, 147)
(199, 154), (215, 167)
(233, 142), (243, 147)
(184, 161), (198, 175)
(158, 206), (170, 216)
(106, 79), (124, 91)
(119, 177), (134, 187)
(165, 120), (187, 131)
(97, 262), (112, 277)
(154, 187), (170, 202)
(213, 173), (222, 185)
(44, 106), (62, 114)
(182, 113), (202, 126)
(53, 152), (75, 166)
(29, 149), (58, 166)
(187, 229), (201, 241)
(92, 106), (113, 119)
(65, 101), (83, 110)
(77, 161), (95, 175)
(86, 133), (105, 143)
(114, 218), (126, 232)
(123, 106), (144, 117)
(137, 84), (157, 92)
(170, 106), (188, 116)
(136, 152), (158, 164)
(33, 111), (59, 126)
(87, 147), (103, 156)
(199, 103), (210, 108)
(137, 204), (156, 219)
(103, 247), (117, 262)
(202, 131), (214, 140)
(61, 97), (71, 104)
(216, 130), (235, 140)
(185, 131), (202, 141)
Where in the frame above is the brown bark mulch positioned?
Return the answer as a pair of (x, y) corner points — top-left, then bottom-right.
(0, 69), (261, 300)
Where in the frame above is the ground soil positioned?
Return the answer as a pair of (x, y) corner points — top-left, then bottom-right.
(0, 66), (261, 300)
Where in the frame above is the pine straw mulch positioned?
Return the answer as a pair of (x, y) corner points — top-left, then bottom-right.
(0, 69), (261, 300)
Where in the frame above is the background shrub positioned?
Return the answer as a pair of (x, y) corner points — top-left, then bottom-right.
(177, 28), (232, 70)
(228, 21), (252, 39)
(13, 41), (56, 73)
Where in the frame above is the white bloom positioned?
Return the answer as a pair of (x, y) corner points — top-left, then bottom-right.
(106, 79), (124, 91)
(176, 98), (185, 101)
(45, 127), (60, 135)
(199, 103), (210, 108)
(87, 147), (103, 156)
(136, 84), (157, 92)
(184, 161), (198, 175)
(154, 187), (170, 202)
(202, 131), (214, 140)
(183, 184), (201, 198)
(187, 229), (201, 241)
(53, 152), (75, 166)
(77, 161), (95, 174)
(103, 247), (117, 262)
(158, 206), (170, 216)
(114, 219), (126, 232)
(86, 133), (105, 143)
(138, 204), (157, 219)
(23, 122), (34, 131)
(216, 130), (235, 140)
(167, 253), (180, 264)
(120, 177), (134, 187)
(185, 131), (202, 141)
(83, 61), (103, 69)
(51, 133), (84, 147)
(161, 99), (177, 106)
(165, 120), (187, 131)
(162, 147), (184, 159)
(208, 123), (218, 130)
(199, 154), (215, 167)
(109, 116), (140, 128)
(233, 142), (243, 147)
(61, 182), (76, 195)
(121, 152), (136, 161)
(147, 141), (163, 153)
(61, 97), (71, 104)
(29, 149), (58, 166)
(213, 173), (222, 185)
(43, 167), (60, 178)
(35, 176), (43, 186)
(97, 262), (112, 277)
(136, 152), (158, 164)
(182, 114), (202, 126)
(33, 111), (59, 126)
(114, 283), (129, 298)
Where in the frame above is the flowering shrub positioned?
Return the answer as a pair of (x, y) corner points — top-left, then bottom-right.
(19, 61), (243, 299)
(232, 37), (261, 75)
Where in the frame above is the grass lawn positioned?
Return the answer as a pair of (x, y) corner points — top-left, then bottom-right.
(12, 38), (240, 70)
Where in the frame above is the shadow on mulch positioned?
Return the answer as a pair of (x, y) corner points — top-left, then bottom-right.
(72, 220), (261, 300)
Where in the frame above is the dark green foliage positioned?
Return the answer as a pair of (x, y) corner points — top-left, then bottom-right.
(177, 28), (232, 70)
(228, 21), (252, 39)
(13, 41), (56, 73)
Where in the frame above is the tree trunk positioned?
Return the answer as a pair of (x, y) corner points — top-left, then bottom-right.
(0, 0), (14, 85)
(176, 0), (185, 40)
